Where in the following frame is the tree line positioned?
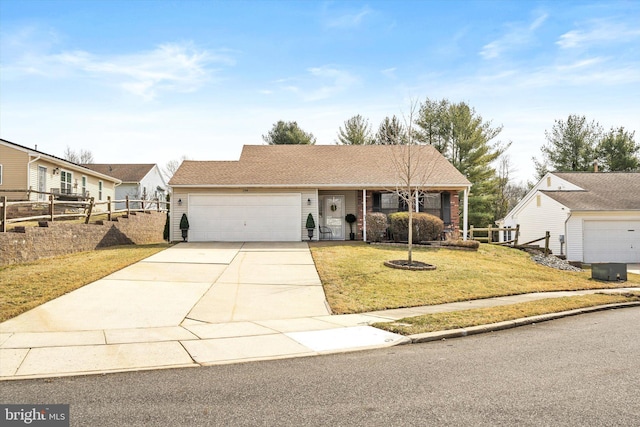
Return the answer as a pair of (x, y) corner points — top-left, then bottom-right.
(262, 100), (639, 228)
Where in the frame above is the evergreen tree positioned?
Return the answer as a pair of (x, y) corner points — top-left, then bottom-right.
(336, 115), (373, 145)
(597, 127), (639, 171)
(374, 115), (406, 145)
(262, 121), (316, 145)
(534, 115), (602, 176)
(415, 98), (506, 227)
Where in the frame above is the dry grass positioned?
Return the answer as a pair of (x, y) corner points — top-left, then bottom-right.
(374, 293), (640, 335)
(310, 242), (640, 314)
(0, 244), (169, 322)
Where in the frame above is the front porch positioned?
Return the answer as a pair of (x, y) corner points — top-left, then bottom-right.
(315, 189), (467, 241)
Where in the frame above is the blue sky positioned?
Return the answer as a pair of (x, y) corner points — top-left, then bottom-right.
(1, 0), (639, 182)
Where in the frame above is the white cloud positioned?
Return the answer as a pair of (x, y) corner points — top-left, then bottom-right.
(557, 20), (640, 49)
(304, 66), (359, 101)
(480, 12), (548, 60)
(323, 5), (373, 29)
(381, 67), (397, 79)
(4, 41), (233, 100)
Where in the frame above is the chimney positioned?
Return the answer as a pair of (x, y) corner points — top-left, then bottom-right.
(593, 160), (598, 173)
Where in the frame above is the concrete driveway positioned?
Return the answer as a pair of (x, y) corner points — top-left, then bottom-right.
(0, 242), (402, 379)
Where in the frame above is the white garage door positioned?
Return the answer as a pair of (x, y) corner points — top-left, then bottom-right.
(583, 220), (640, 263)
(188, 194), (302, 242)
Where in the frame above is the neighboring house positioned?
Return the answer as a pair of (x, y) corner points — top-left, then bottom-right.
(0, 139), (120, 208)
(168, 144), (471, 242)
(83, 163), (166, 208)
(498, 172), (640, 264)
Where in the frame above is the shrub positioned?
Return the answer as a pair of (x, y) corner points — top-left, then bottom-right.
(306, 213), (315, 229)
(366, 212), (388, 242)
(163, 212), (170, 241)
(179, 213), (189, 230)
(388, 212), (444, 242)
(440, 239), (480, 249)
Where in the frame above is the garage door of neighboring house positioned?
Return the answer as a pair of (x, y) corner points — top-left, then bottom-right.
(188, 194), (302, 242)
(583, 220), (640, 263)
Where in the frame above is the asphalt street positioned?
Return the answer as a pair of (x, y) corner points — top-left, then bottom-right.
(2, 307), (639, 426)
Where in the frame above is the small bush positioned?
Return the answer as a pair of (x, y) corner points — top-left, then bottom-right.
(440, 239), (480, 249)
(388, 212), (444, 242)
(366, 212), (388, 242)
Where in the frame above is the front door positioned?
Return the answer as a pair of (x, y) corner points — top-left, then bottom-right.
(324, 195), (344, 240)
(38, 166), (47, 201)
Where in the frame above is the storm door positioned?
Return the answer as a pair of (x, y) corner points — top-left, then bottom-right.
(38, 166), (47, 201)
(324, 195), (345, 240)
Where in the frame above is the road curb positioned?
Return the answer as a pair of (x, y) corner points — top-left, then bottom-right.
(408, 301), (640, 343)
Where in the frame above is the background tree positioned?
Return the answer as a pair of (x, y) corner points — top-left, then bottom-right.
(375, 116), (406, 145)
(533, 115), (602, 177)
(493, 155), (532, 220)
(163, 155), (190, 182)
(262, 120), (316, 145)
(415, 98), (450, 153)
(597, 127), (639, 172)
(336, 115), (373, 145)
(65, 146), (95, 164)
(415, 98), (506, 227)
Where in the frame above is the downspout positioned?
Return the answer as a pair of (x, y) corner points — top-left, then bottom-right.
(27, 154), (42, 200)
(362, 189), (367, 242)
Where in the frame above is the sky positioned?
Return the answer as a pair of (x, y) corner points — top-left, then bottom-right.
(1, 0), (639, 183)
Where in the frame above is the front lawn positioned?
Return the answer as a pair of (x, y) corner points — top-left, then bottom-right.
(310, 242), (640, 314)
(374, 293), (640, 335)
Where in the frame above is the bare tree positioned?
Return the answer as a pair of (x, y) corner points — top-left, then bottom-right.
(64, 146), (95, 164)
(387, 102), (436, 265)
(163, 155), (190, 181)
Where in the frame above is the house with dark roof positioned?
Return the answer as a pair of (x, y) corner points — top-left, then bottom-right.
(498, 172), (640, 263)
(83, 163), (166, 207)
(0, 138), (120, 207)
(168, 144), (471, 242)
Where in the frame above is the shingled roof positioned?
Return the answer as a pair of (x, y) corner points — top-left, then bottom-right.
(84, 164), (156, 183)
(541, 172), (640, 211)
(169, 145), (471, 189)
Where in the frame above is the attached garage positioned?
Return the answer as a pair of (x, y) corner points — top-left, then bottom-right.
(583, 220), (640, 263)
(188, 194), (302, 242)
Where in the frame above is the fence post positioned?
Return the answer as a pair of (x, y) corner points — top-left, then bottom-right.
(156, 198), (160, 212)
(470, 225), (474, 240)
(544, 231), (550, 256)
(85, 197), (95, 224)
(514, 224), (520, 246)
(49, 194), (55, 222)
(1, 196), (6, 233)
(126, 196), (130, 215)
(107, 196), (112, 221)
(487, 225), (493, 243)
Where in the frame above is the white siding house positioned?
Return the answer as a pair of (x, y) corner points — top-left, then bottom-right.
(500, 172), (640, 264)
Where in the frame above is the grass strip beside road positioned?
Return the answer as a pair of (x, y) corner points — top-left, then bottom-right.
(374, 293), (640, 335)
(310, 243), (640, 314)
(0, 244), (169, 322)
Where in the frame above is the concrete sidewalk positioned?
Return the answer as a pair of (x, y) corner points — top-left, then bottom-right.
(1, 242), (639, 380)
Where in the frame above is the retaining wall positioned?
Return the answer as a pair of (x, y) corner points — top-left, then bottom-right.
(0, 211), (166, 266)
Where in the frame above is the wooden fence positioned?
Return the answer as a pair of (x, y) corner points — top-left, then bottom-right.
(1, 194), (168, 233)
(469, 224), (550, 255)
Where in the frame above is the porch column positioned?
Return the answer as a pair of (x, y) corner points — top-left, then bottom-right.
(463, 187), (469, 241)
(362, 189), (367, 242)
(415, 190), (419, 212)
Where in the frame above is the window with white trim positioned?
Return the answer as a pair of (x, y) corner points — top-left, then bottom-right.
(60, 170), (72, 194)
(81, 176), (87, 197)
(98, 181), (103, 201)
